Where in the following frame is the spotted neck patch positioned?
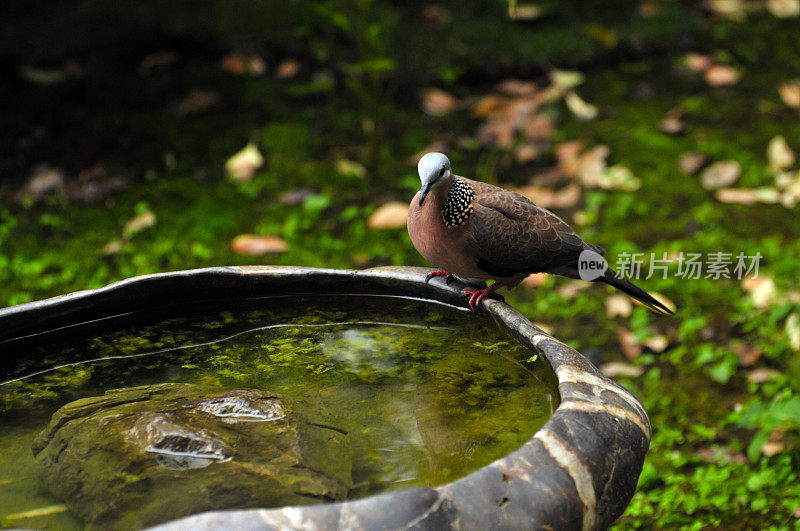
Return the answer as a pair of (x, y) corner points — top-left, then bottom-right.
(443, 176), (475, 228)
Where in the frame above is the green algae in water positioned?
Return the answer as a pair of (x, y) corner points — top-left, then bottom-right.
(0, 295), (558, 529)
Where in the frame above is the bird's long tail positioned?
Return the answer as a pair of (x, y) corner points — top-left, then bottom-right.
(598, 268), (674, 315)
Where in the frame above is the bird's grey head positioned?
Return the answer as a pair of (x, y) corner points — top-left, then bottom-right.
(417, 152), (452, 206)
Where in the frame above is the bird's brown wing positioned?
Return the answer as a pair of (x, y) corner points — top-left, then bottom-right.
(463, 178), (591, 277)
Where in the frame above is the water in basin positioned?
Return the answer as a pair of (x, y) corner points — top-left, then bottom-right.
(0, 295), (559, 529)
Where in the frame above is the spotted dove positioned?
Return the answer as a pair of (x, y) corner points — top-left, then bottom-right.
(407, 152), (673, 314)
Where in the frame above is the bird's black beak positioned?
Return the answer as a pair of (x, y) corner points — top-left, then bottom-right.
(418, 183), (432, 206)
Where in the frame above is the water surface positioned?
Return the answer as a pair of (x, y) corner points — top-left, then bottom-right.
(0, 295), (558, 529)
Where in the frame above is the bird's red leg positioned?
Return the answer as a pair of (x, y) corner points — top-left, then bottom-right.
(463, 282), (504, 312)
(425, 270), (456, 285)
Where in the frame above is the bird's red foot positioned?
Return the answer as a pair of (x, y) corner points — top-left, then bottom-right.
(425, 270), (456, 285)
(463, 282), (504, 313)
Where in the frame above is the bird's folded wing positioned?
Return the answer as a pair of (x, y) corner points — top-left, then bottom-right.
(467, 182), (587, 276)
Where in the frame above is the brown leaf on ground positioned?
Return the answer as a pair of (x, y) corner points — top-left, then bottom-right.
(231, 234), (288, 255)
(522, 114), (555, 140)
(605, 294), (633, 318)
(555, 140), (586, 177)
(472, 94), (508, 117)
(695, 447), (747, 464)
(601, 362), (644, 378)
(496, 79), (538, 97)
(700, 160), (741, 189)
(279, 188), (316, 206)
(275, 59), (300, 79)
(644, 335), (669, 353)
(557, 280), (587, 298)
(422, 89), (459, 116)
(734, 344), (763, 366)
(747, 367), (780, 383)
(513, 183), (581, 209)
(742, 275), (778, 309)
(508, 4), (547, 20)
(577, 145), (611, 187)
(565, 91), (598, 120)
(778, 80), (800, 108)
(173, 89), (221, 115)
(521, 272), (548, 289)
(20, 164), (65, 199)
(618, 328), (643, 360)
(762, 428), (787, 457)
(767, 0), (800, 17)
(715, 187), (780, 204)
(225, 143), (264, 182)
(679, 152), (709, 174)
(123, 210), (156, 237)
(220, 54), (266, 75)
(659, 108), (687, 134)
(767, 135), (795, 172)
(684, 53), (714, 73)
(515, 143), (541, 163)
(704, 64), (742, 86)
(367, 202), (408, 230)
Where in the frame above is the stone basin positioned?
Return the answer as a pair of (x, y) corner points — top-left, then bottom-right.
(0, 266), (650, 530)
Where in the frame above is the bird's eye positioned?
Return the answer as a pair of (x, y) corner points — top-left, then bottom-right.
(439, 168), (445, 177)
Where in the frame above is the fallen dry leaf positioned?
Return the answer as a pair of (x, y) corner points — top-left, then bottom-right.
(761, 428), (787, 457)
(679, 152), (709, 174)
(601, 362), (644, 378)
(701, 160), (741, 189)
(220, 54), (266, 75)
(747, 367), (779, 383)
(704, 0), (748, 20)
(555, 140), (586, 177)
(508, 4), (547, 20)
(496, 79), (538, 97)
(577, 145), (610, 187)
(515, 143), (541, 163)
(173, 89), (220, 115)
(659, 108), (687, 134)
(123, 210), (156, 237)
(514, 183), (581, 209)
(742, 275), (777, 309)
(225, 143), (264, 182)
(599, 165), (641, 191)
(786, 313), (800, 351)
(336, 159), (367, 178)
(522, 272), (549, 289)
(565, 91), (598, 120)
(421, 89), (459, 116)
(367, 202), (408, 230)
(275, 59), (300, 79)
(695, 447), (747, 464)
(557, 280), (587, 298)
(734, 343), (763, 366)
(778, 80), (800, 108)
(715, 187), (780, 204)
(231, 234), (288, 255)
(704, 64), (741, 86)
(472, 94), (508, 117)
(606, 294), (633, 318)
(684, 53), (714, 73)
(766, 0), (800, 17)
(644, 335), (669, 353)
(618, 328), (643, 360)
(522, 114), (555, 140)
(21, 164), (65, 199)
(767, 135), (795, 172)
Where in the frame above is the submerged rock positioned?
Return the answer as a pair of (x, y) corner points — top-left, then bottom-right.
(32, 383), (351, 530)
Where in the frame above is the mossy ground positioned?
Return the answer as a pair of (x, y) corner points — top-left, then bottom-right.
(2, 1), (800, 528)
